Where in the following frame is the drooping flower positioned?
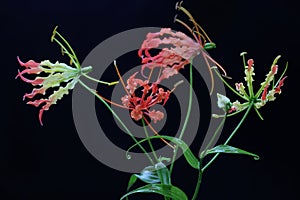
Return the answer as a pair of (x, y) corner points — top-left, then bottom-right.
(16, 57), (92, 125)
(137, 2), (227, 92)
(138, 28), (202, 83)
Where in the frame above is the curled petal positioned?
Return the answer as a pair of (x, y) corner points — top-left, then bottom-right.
(17, 56), (40, 69)
(27, 99), (50, 107)
(23, 87), (46, 100)
(126, 72), (148, 94)
(38, 101), (52, 126)
(138, 28), (201, 79)
(261, 85), (269, 101)
(130, 108), (143, 121)
(271, 65), (278, 75)
(235, 82), (246, 96)
(275, 76), (287, 94)
(16, 68), (43, 78)
(247, 59), (254, 71)
(121, 95), (130, 107)
(27, 99), (52, 125)
(148, 110), (164, 123)
(16, 71), (44, 85)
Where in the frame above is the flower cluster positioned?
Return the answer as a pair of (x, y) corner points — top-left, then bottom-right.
(15, 2), (289, 200)
(215, 53), (287, 118)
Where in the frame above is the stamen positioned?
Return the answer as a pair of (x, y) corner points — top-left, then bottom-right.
(177, 6), (201, 40)
(173, 14), (178, 23)
(202, 51), (227, 77)
(113, 60), (131, 97)
(143, 116), (176, 149)
(147, 68), (154, 82)
(176, 4), (214, 46)
(51, 25), (58, 42)
(175, 1), (183, 10)
(202, 52), (215, 95)
(174, 18), (200, 44)
(171, 80), (184, 93)
(194, 22), (213, 43)
(94, 90), (129, 109)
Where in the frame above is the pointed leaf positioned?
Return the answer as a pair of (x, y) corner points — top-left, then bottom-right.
(206, 145), (259, 160)
(127, 174), (138, 191)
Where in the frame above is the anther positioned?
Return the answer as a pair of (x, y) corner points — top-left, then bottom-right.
(175, 1), (183, 10)
(51, 25), (58, 42)
(173, 14), (178, 23)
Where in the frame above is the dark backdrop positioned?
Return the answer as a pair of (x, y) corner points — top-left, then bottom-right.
(1, 0), (298, 200)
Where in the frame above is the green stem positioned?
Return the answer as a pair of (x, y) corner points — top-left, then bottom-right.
(78, 79), (154, 165)
(212, 68), (249, 101)
(200, 114), (227, 159)
(202, 101), (254, 171)
(82, 73), (119, 86)
(141, 118), (159, 162)
(141, 119), (167, 200)
(169, 61), (193, 174)
(191, 159), (203, 200)
(254, 106), (264, 120)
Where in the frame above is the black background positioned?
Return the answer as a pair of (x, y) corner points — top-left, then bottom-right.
(1, 0), (299, 200)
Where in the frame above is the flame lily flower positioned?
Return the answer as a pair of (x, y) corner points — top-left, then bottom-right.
(138, 1), (227, 94)
(16, 26), (117, 125)
(120, 72), (170, 123)
(16, 57), (92, 125)
(214, 52), (288, 119)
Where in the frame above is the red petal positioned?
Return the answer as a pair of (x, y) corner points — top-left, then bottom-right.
(17, 56), (40, 68)
(247, 59), (254, 71)
(16, 71), (44, 85)
(38, 102), (52, 126)
(261, 85), (269, 101)
(15, 68), (43, 79)
(275, 76), (287, 93)
(272, 65), (278, 74)
(27, 99), (50, 107)
(23, 87), (46, 100)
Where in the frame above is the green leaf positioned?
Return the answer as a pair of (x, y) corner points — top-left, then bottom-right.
(127, 174), (138, 191)
(120, 184), (188, 200)
(127, 135), (199, 169)
(155, 162), (171, 185)
(205, 145), (260, 160)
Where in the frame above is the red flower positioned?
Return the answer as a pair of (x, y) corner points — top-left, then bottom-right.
(121, 72), (170, 123)
(138, 28), (201, 83)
